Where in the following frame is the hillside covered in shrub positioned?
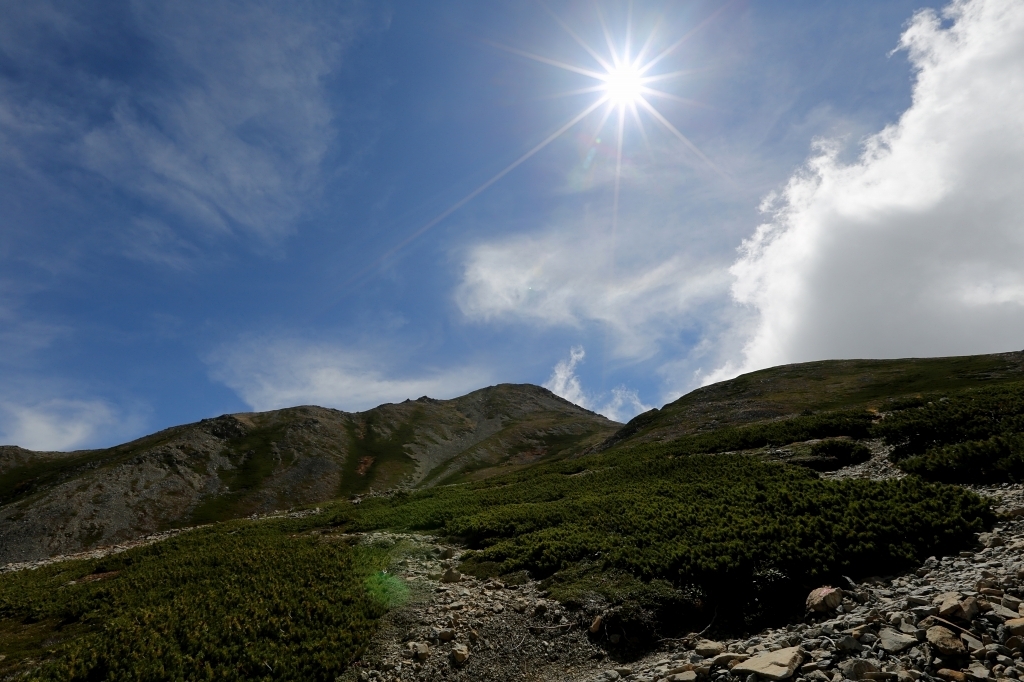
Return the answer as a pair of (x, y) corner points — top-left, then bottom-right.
(355, 439), (991, 634)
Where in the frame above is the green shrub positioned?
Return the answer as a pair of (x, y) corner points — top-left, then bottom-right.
(873, 381), (1024, 482)
(355, 445), (991, 633)
(0, 510), (388, 681)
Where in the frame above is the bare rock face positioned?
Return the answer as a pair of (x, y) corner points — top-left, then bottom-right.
(806, 586), (844, 612)
(877, 627), (917, 653)
(732, 646), (804, 681)
(927, 625), (967, 655)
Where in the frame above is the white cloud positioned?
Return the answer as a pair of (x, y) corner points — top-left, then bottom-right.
(209, 338), (492, 412)
(709, 0), (1024, 382)
(542, 345), (588, 407)
(457, 225), (731, 361)
(542, 346), (652, 423)
(0, 0), (370, 244)
(0, 398), (135, 451)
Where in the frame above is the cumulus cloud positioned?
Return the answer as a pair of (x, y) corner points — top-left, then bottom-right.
(0, 398), (137, 451)
(457, 226), (731, 361)
(209, 338), (492, 413)
(542, 346), (652, 423)
(709, 0), (1024, 382)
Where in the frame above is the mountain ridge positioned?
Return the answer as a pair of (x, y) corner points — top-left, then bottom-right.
(0, 383), (618, 565)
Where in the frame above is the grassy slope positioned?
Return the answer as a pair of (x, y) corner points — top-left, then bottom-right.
(607, 351), (1024, 448)
(0, 507), (402, 681)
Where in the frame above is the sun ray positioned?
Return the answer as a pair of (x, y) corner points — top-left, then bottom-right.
(624, 2), (634, 67)
(637, 97), (729, 181)
(346, 96), (610, 285)
(483, 40), (606, 80)
(536, 84), (609, 101)
(632, 5), (668, 67)
(539, 3), (614, 72)
(629, 100), (651, 154)
(641, 88), (721, 112)
(595, 5), (620, 68)
(612, 103), (626, 238)
(639, 68), (704, 85)
(591, 99), (616, 140)
(639, 1), (735, 75)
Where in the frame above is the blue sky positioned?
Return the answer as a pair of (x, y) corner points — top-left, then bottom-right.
(4, 0), (1024, 450)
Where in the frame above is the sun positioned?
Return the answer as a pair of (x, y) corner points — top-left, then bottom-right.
(602, 63), (644, 107)
(350, 6), (726, 283)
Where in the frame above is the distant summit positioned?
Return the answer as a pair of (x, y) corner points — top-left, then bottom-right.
(0, 383), (618, 565)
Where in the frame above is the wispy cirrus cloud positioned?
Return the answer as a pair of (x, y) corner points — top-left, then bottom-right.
(708, 0), (1024, 383)
(0, 0), (373, 250)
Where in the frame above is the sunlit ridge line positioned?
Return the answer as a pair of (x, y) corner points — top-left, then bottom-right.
(638, 1), (735, 76)
(484, 40), (606, 80)
(344, 96), (610, 286)
(539, 2), (613, 72)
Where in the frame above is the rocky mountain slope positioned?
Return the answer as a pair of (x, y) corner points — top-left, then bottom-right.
(0, 384), (618, 565)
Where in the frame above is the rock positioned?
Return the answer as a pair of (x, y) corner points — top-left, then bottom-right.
(1005, 618), (1024, 636)
(512, 599), (529, 613)
(878, 627), (918, 653)
(440, 547), (455, 559)
(979, 533), (1005, 548)
(836, 635), (863, 653)
(450, 643), (470, 665)
(710, 653), (749, 668)
(441, 568), (461, 583)
(966, 662), (991, 680)
(962, 597), (981, 622)
(732, 646), (804, 681)
(808, 587), (845, 613)
(1002, 595), (1023, 612)
(940, 597), (966, 621)
(928, 626), (967, 656)
(989, 604), (1021, 621)
(534, 601), (548, 617)
(937, 671), (967, 682)
(696, 640), (727, 657)
(666, 672), (697, 682)
(407, 641), (430, 661)
(438, 629), (455, 642)
(839, 659), (879, 680)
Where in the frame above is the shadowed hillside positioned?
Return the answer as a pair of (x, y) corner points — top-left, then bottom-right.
(0, 384), (618, 565)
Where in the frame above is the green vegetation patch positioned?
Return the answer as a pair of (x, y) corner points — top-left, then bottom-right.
(0, 507), (394, 681)
(876, 381), (1024, 482)
(355, 442), (991, 633)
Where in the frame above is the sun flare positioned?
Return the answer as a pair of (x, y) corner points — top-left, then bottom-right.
(603, 63), (644, 106)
